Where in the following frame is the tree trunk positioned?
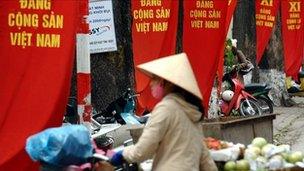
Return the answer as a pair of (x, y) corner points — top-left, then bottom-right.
(176, 0), (184, 53)
(233, 0), (258, 82)
(90, 0), (134, 111)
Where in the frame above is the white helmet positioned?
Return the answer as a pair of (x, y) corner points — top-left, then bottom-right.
(222, 90), (234, 101)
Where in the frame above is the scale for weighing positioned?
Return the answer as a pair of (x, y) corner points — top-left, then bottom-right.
(91, 123), (121, 139)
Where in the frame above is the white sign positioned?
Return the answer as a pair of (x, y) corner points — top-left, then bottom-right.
(88, 0), (117, 54)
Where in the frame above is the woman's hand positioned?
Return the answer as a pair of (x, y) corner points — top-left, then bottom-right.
(239, 63), (247, 69)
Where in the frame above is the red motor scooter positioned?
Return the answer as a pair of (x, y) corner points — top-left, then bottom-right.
(220, 65), (262, 117)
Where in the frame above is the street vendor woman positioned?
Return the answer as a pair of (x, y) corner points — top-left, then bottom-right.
(110, 53), (217, 171)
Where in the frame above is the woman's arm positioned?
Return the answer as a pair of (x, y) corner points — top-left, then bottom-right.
(123, 104), (171, 163)
(200, 141), (218, 171)
(232, 46), (251, 68)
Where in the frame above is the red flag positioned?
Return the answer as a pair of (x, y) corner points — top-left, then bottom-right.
(281, 0), (304, 80)
(183, 0), (228, 115)
(0, 0), (84, 169)
(218, 0), (237, 96)
(256, 0), (280, 64)
(132, 0), (179, 113)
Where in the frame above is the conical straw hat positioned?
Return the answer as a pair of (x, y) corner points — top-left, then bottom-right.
(137, 53), (202, 100)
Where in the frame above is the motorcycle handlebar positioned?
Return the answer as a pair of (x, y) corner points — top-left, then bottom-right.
(92, 153), (110, 162)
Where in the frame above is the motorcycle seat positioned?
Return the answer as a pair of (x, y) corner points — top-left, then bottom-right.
(244, 83), (267, 92)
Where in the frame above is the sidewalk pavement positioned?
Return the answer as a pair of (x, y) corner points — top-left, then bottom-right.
(273, 97), (304, 152)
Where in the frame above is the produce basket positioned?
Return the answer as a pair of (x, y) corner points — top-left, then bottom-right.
(216, 137), (304, 171)
(202, 114), (276, 145)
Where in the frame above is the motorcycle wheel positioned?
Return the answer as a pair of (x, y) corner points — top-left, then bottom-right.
(256, 96), (273, 114)
(239, 98), (262, 116)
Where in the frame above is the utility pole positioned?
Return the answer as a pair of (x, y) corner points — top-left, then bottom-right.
(76, 1), (92, 131)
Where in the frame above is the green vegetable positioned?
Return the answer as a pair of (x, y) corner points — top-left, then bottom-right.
(224, 39), (235, 72)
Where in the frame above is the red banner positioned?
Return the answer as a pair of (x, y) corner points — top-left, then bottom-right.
(218, 0), (237, 95)
(132, 0), (179, 113)
(281, 0), (304, 79)
(225, 0), (237, 34)
(256, 0), (280, 64)
(0, 0), (83, 169)
(183, 0), (227, 114)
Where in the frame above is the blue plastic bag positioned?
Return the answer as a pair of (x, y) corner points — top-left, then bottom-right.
(25, 125), (93, 166)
